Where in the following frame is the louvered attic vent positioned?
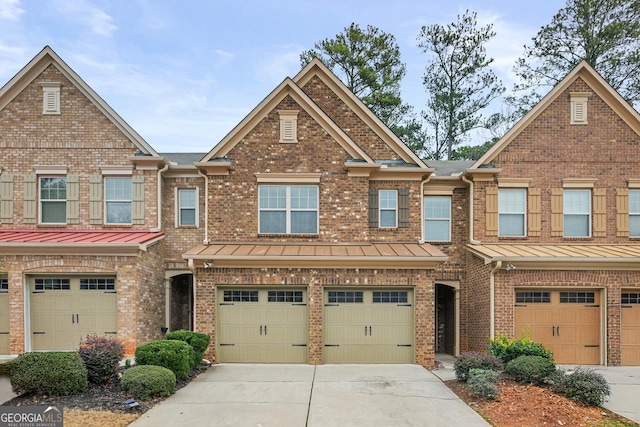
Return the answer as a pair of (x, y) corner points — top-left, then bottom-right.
(40, 82), (61, 115)
(279, 110), (299, 143)
(570, 92), (590, 125)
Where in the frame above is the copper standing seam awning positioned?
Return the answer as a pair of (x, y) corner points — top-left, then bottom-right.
(0, 229), (165, 256)
(468, 244), (640, 269)
(183, 242), (448, 269)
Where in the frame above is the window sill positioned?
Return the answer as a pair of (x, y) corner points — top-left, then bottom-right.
(177, 225), (199, 229)
(102, 224), (134, 228)
(37, 223), (67, 228)
(258, 233), (318, 238)
(498, 236), (528, 240)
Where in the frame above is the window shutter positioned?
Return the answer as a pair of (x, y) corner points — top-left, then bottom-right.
(89, 174), (103, 224)
(0, 174), (14, 224)
(551, 188), (563, 236)
(485, 187), (498, 236)
(23, 174), (37, 223)
(527, 188), (541, 237)
(398, 188), (410, 228)
(616, 188), (629, 236)
(66, 175), (79, 224)
(132, 175), (145, 225)
(593, 188), (607, 237)
(368, 188), (379, 227)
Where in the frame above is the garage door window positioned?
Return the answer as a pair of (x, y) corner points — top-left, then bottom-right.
(516, 291), (550, 303)
(373, 291), (408, 303)
(80, 278), (115, 290)
(35, 278), (70, 290)
(0, 278), (6, 293)
(268, 291), (303, 303)
(328, 291), (363, 303)
(223, 290), (258, 302)
(622, 293), (640, 304)
(560, 291), (595, 303)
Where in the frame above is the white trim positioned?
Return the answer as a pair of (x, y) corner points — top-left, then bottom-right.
(104, 176), (133, 225)
(278, 110), (298, 144)
(255, 173), (321, 183)
(562, 178), (597, 188)
(101, 167), (133, 176)
(570, 92), (591, 125)
(38, 175), (67, 225)
(258, 184), (319, 235)
(34, 165), (67, 175)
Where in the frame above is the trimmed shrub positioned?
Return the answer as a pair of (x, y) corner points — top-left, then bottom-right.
(454, 352), (503, 382)
(553, 367), (610, 407)
(489, 335), (553, 363)
(504, 355), (556, 384)
(121, 365), (176, 400)
(165, 330), (210, 366)
(135, 340), (193, 379)
(11, 352), (87, 396)
(467, 368), (500, 400)
(78, 335), (125, 385)
(0, 360), (13, 376)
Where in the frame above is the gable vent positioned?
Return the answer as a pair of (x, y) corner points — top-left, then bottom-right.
(570, 92), (590, 125)
(279, 110), (299, 143)
(41, 82), (61, 115)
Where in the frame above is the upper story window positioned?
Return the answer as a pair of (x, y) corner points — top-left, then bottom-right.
(177, 188), (197, 227)
(424, 196), (450, 242)
(629, 190), (640, 237)
(499, 189), (526, 237)
(379, 190), (398, 228)
(39, 177), (66, 224)
(258, 185), (318, 234)
(105, 177), (132, 224)
(564, 189), (591, 237)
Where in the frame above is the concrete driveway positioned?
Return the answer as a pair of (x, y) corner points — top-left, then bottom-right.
(581, 366), (640, 424)
(131, 364), (490, 427)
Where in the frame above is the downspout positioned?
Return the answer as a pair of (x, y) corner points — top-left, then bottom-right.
(461, 174), (480, 244)
(153, 162), (169, 232)
(197, 168), (209, 244)
(489, 261), (502, 340)
(419, 173), (433, 242)
(187, 259), (197, 331)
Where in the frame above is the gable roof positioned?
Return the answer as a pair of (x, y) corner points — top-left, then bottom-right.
(201, 77), (374, 163)
(0, 46), (159, 156)
(294, 58), (427, 167)
(471, 61), (640, 168)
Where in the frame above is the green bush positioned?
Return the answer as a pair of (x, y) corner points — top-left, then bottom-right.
(0, 360), (13, 376)
(121, 365), (176, 400)
(467, 368), (500, 400)
(11, 352), (87, 396)
(165, 330), (210, 366)
(135, 340), (193, 379)
(553, 367), (610, 407)
(454, 352), (503, 382)
(78, 335), (125, 385)
(489, 335), (553, 363)
(504, 355), (556, 384)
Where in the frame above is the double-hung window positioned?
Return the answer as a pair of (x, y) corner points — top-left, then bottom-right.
(178, 188), (197, 227)
(630, 190), (640, 237)
(105, 177), (132, 224)
(259, 185), (318, 234)
(379, 190), (398, 228)
(40, 177), (66, 224)
(498, 189), (526, 237)
(424, 196), (451, 241)
(564, 189), (591, 237)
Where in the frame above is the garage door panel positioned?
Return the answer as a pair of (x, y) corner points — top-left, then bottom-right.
(326, 344), (413, 364)
(621, 292), (640, 365)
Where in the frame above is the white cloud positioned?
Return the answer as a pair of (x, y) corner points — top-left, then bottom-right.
(256, 45), (304, 85)
(52, 0), (117, 37)
(0, 0), (24, 21)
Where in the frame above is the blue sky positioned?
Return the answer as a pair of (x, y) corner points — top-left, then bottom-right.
(0, 0), (564, 153)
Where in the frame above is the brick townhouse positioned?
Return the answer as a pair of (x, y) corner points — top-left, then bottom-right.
(1, 46), (639, 366)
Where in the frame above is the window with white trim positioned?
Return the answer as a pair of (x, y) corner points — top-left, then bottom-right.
(178, 188), (197, 227)
(105, 177), (132, 224)
(259, 185), (318, 234)
(630, 190), (640, 237)
(499, 188), (526, 237)
(379, 190), (398, 228)
(39, 177), (66, 224)
(424, 196), (451, 242)
(564, 189), (591, 237)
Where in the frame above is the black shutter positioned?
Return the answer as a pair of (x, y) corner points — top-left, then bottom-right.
(368, 188), (379, 227)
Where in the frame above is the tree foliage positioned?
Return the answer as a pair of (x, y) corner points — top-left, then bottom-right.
(301, 23), (409, 128)
(513, 0), (640, 110)
(417, 10), (505, 160)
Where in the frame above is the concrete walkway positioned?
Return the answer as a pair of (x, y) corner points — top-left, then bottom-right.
(131, 363), (490, 427)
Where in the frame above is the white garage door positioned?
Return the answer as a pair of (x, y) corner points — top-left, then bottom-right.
(30, 277), (117, 351)
(324, 289), (414, 363)
(217, 288), (308, 363)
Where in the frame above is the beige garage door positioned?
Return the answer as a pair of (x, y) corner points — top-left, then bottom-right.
(622, 291), (640, 365)
(30, 277), (117, 351)
(217, 288), (308, 363)
(0, 277), (8, 354)
(324, 289), (414, 363)
(515, 290), (600, 364)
